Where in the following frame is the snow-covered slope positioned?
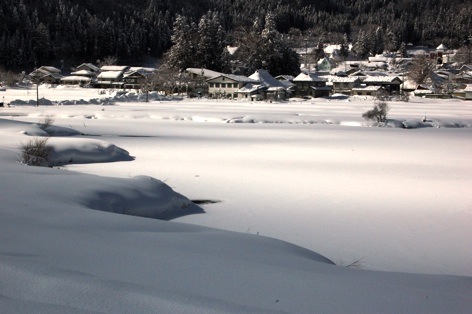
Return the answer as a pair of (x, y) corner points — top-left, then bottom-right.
(0, 88), (471, 312)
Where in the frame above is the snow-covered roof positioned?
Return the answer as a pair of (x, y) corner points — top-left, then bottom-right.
(293, 72), (326, 82)
(323, 44), (341, 54)
(317, 57), (333, 66)
(294, 47), (316, 55)
(60, 76), (91, 82)
(97, 71), (123, 79)
(207, 74), (257, 84)
(249, 69), (286, 88)
(349, 71), (367, 76)
(437, 44), (447, 51)
(43, 72), (64, 79)
(275, 75), (294, 81)
(329, 77), (362, 83)
(77, 63), (100, 72)
(39, 66), (61, 73)
(235, 83), (266, 93)
(71, 70), (95, 76)
(226, 46), (239, 55)
(369, 56), (389, 62)
(128, 67), (156, 73)
(100, 65), (128, 72)
(459, 65), (472, 72)
(362, 76), (402, 83)
(186, 68), (223, 79)
(123, 70), (149, 78)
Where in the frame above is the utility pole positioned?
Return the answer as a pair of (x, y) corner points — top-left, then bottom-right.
(305, 38), (308, 72)
(36, 79), (39, 106)
(30, 70), (41, 106)
(468, 36), (472, 64)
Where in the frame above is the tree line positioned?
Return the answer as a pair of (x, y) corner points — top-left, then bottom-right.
(0, 0), (471, 72)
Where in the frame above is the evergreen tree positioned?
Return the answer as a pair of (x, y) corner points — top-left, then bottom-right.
(372, 26), (385, 55)
(195, 11), (230, 72)
(245, 12), (300, 76)
(31, 23), (51, 66)
(398, 42), (407, 58)
(352, 30), (369, 60)
(0, 0), (470, 70)
(166, 15), (197, 71)
(314, 36), (325, 62)
(339, 33), (350, 60)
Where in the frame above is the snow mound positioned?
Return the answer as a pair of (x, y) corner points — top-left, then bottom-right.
(8, 91), (177, 107)
(48, 138), (134, 165)
(402, 119), (472, 129)
(20, 122), (83, 137)
(82, 175), (204, 220)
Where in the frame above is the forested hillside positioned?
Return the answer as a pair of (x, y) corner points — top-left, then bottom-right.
(0, 0), (470, 70)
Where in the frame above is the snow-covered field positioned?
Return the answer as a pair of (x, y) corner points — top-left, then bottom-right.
(1, 86), (471, 313)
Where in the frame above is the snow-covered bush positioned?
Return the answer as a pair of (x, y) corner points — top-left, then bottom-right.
(19, 137), (51, 166)
(38, 116), (54, 131)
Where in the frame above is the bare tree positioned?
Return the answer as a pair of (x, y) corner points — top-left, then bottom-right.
(407, 55), (435, 85)
(0, 67), (22, 86)
(98, 56), (118, 67)
(362, 101), (389, 123)
(454, 46), (472, 65)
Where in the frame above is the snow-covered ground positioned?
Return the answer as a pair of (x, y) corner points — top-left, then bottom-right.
(1, 86), (471, 313)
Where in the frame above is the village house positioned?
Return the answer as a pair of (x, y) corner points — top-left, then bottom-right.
(413, 84), (433, 97)
(235, 83), (267, 100)
(247, 69), (291, 100)
(74, 63), (100, 76)
(29, 66), (63, 84)
(95, 71), (124, 88)
(454, 66), (472, 84)
(207, 74), (257, 99)
(122, 68), (155, 90)
(351, 85), (384, 96)
(361, 76), (403, 94)
(293, 72), (331, 97)
(316, 57), (335, 73)
(452, 84), (472, 100)
(330, 77), (363, 95)
(95, 65), (128, 88)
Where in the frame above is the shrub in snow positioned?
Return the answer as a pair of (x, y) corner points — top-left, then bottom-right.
(362, 101), (389, 123)
(19, 137), (51, 166)
(38, 116), (54, 131)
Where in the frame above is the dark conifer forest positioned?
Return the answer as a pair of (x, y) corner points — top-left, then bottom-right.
(0, 0), (470, 70)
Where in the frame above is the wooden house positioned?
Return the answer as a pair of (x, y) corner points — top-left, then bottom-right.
(123, 70), (148, 90)
(248, 69), (291, 100)
(361, 76), (403, 94)
(29, 66), (63, 84)
(75, 63), (100, 75)
(96, 70), (125, 88)
(330, 77), (363, 95)
(207, 74), (257, 99)
(293, 72), (330, 97)
(352, 85), (384, 96)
